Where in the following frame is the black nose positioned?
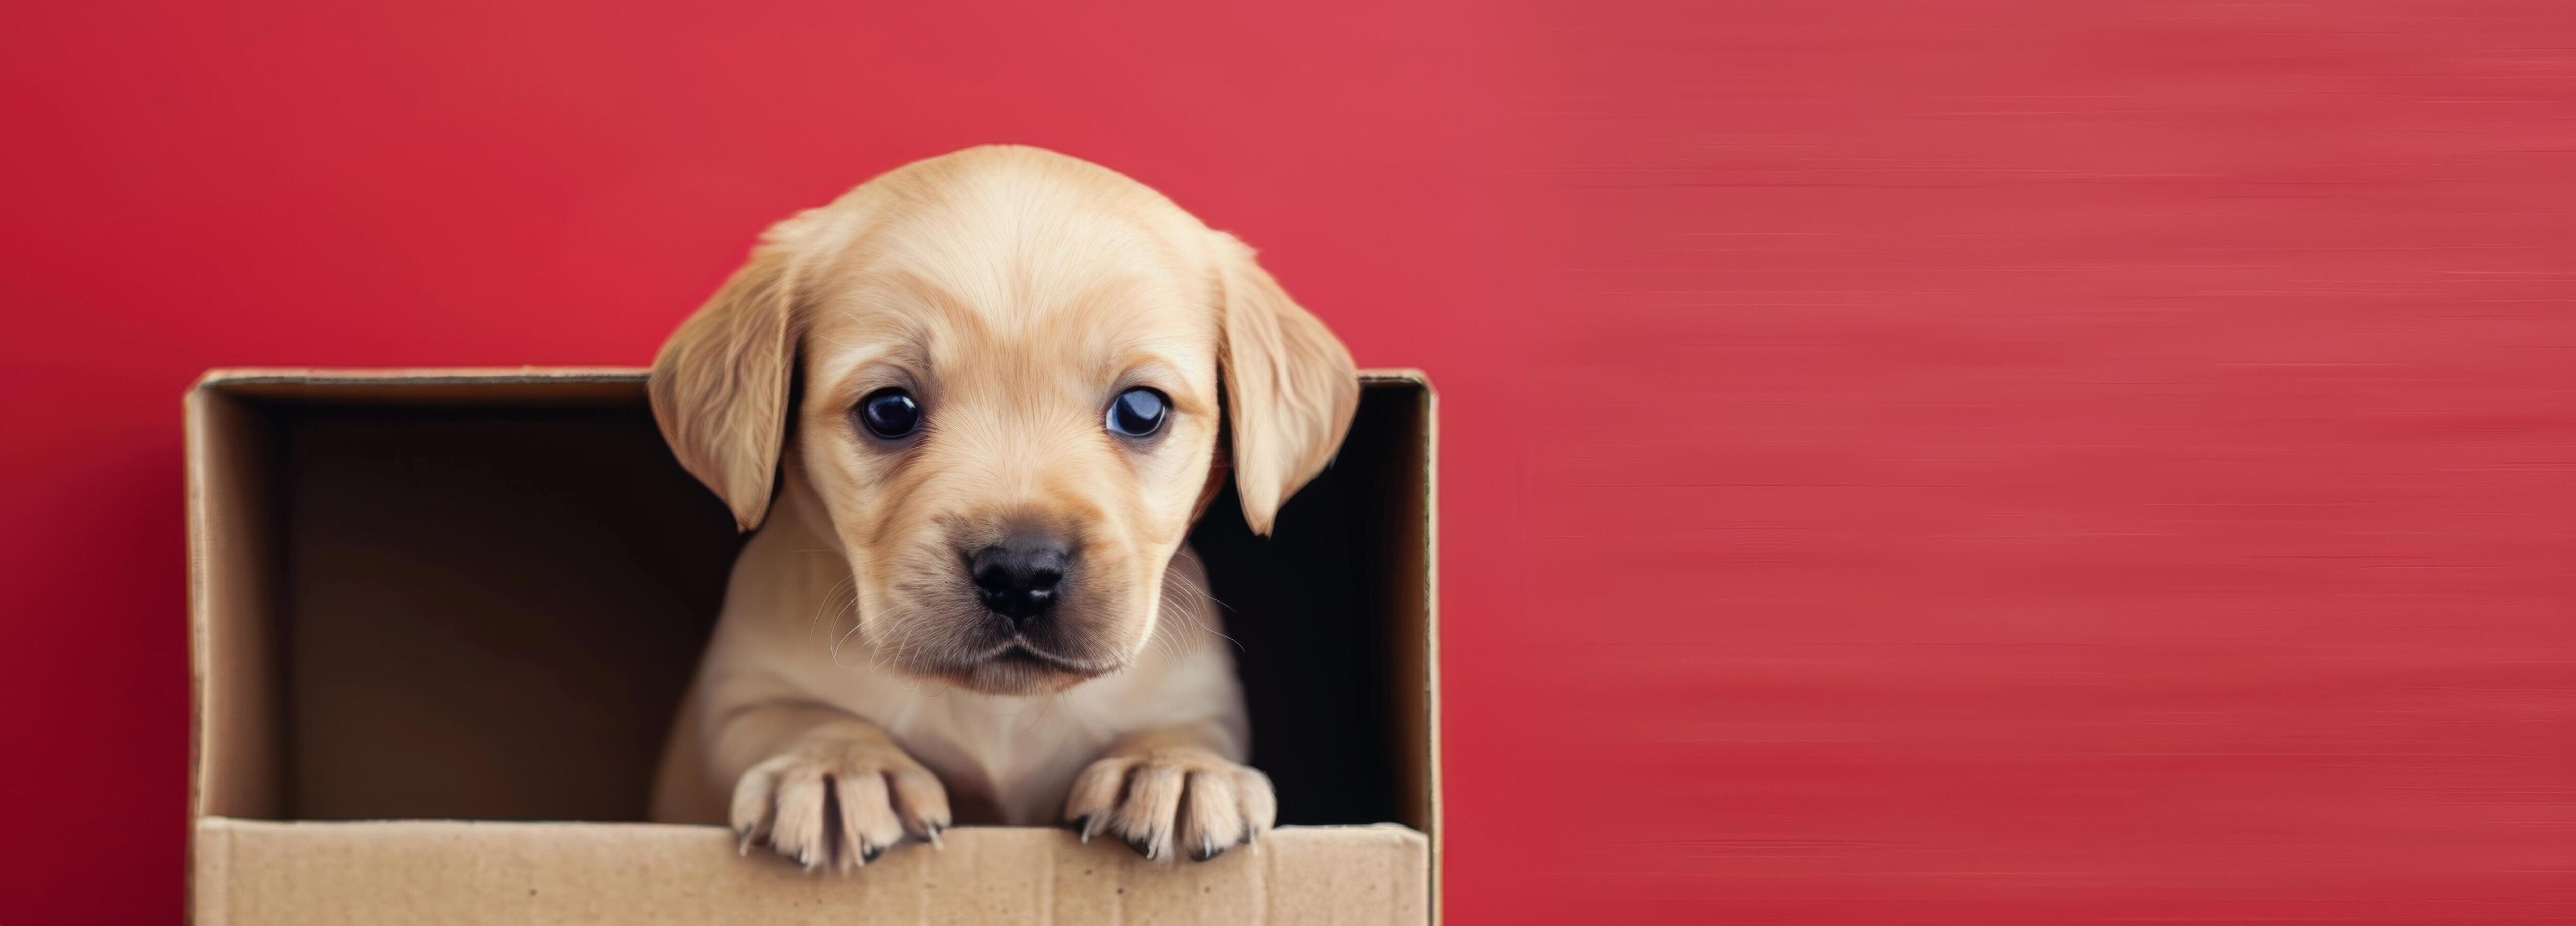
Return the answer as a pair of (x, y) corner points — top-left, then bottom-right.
(969, 535), (1070, 622)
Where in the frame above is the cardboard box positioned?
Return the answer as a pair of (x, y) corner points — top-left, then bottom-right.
(186, 368), (1438, 924)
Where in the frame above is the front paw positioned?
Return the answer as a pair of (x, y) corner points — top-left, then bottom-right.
(731, 738), (950, 872)
(1063, 747), (1276, 862)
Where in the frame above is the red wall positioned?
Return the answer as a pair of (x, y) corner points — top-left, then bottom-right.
(7, 1), (2575, 921)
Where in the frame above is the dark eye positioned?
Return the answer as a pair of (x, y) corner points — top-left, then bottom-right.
(1105, 387), (1168, 438)
(856, 388), (921, 439)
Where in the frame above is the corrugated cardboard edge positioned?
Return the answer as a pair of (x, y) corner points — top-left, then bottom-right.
(183, 388), (208, 924)
(194, 367), (649, 405)
(185, 384), (288, 920)
(193, 819), (1426, 926)
(1406, 371), (1444, 925)
(1352, 368), (1442, 925)
(197, 366), (647, 387)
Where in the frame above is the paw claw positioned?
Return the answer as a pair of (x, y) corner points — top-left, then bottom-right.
(730, 737), (948, 875)
(1072, 747), (1272, 864)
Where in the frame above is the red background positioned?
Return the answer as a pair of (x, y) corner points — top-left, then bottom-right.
(7, 1), (2576, 921)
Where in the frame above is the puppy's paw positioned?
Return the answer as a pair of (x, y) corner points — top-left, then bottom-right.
(731, 738), (950, 873)
(1063, 746), (1275, 862)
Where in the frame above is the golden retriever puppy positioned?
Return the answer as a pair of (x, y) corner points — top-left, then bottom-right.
(643, 145), (1358, 871)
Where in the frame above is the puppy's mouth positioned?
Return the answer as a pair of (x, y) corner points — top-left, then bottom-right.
(924, 639), (1121, 695)
(972, 639), (1116, 677)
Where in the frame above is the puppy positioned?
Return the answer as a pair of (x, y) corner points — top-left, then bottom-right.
(643, 145), (1358, 871)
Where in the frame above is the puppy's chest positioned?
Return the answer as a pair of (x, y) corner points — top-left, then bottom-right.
(860, 691), (1123, 825)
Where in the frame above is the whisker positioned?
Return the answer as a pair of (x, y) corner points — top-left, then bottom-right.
(1158, 565), (1245, 655)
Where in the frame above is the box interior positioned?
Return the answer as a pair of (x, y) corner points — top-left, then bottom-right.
(191, 371), (1430, 833)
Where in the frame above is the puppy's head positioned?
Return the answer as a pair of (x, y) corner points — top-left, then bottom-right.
(650, 146), (1357, 695)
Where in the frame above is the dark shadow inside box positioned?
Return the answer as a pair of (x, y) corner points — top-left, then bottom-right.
(256, 385), (1420, 826)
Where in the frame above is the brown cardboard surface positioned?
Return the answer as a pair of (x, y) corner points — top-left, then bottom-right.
(187, 387), (286, 820)
(187, 366), (1436, 923)
(193, 819), (1426, 926)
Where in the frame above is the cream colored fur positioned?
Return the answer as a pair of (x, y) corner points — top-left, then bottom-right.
(644, 145), (1357, 872)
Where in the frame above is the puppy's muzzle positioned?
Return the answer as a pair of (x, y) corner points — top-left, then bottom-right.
(967, 531), (1071, 624)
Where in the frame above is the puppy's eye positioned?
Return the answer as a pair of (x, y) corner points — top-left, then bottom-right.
(1105, 387), (1168, 439)
(856, 388), (921, 439)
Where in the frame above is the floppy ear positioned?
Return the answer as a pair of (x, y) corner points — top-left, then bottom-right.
(1212, 232), (1360, 536)
(649, 224), (807, 532)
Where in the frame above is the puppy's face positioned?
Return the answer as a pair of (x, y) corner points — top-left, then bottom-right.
(651, 147), (1357, 695)
(790, 211), (1221, 693)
